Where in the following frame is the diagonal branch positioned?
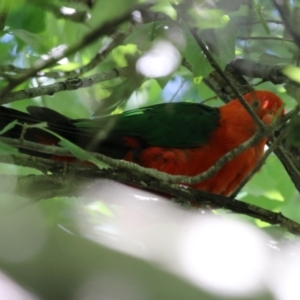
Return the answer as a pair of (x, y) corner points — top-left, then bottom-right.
(1, 67), (132, 104)
(0, 6), (136, 101)
(0, 32), (127, 79)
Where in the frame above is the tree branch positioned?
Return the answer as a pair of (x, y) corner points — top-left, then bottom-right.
(227, 58), (293, 85)
(1, 67), (133, 104)
(0, 32), (127, 80)
(1, 157), (300, 235)
(231, 125), (288, 197)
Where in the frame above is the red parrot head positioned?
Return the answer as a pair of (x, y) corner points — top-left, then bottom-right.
(243, 90), (285, 125)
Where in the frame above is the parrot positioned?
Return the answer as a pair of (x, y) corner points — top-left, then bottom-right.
(0, 90), (284, 196)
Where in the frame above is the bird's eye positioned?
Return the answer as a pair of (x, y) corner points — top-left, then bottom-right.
(251, 100), (260, 109)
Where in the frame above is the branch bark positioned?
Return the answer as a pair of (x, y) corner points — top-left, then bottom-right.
(1, 155), (300, 235)
(1, 67), (132, 104)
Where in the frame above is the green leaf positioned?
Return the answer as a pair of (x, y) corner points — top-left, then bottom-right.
(10, 29), (48, 53)
(181, 23), (213, 78)
(285, 84), (300, 102)
(0, 140), (19, 155)
(39, 127), (110, 169)
(88, 0), (138, 29)
(58, 139), (106, 168)
(0, 120), (18, 136)
(26, 122), (48, 129)
(93, 75), (144, 116)
(286, 115), (300, 146)
(6, 3), (46, 33)
(282, 65), (300, 83)
(212, 21), (237, 68)
(150, 3), (177, 20)
(258, 53), (290, 65)
(216, 0), (247, 12)
(125, 22), (165, 52)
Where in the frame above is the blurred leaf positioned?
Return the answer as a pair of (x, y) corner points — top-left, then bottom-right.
(282, 65), (300, 83)
(93, 75), (144, 116)
(284, 84), (300, 102)
(0, 140), (19, 154)
(216, 0), (250, 12)
(10, 29), (48, 53)
(188, 8), (225, 30)
(286, 115), (300, 147)
(0, 41), (15, 63)
(181, 24), (213, 78)
(151, 2), (177, 20)
(125, 21), (167, 52)
(6, 3), (46, 33)
(283, 7), (300, 40)
(243, 155), (295, 209)
(59, 138), (109, 169)
(0, 226), (224, 300)
(255, 3), (270, 34)
(87, 0), (138, 29)
(212, 21), (237, 68)
(258, 53), (290, 65)
(36, 127), (110, 169)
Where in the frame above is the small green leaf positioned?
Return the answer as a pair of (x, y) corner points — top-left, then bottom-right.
(59, 139), (109, 169)
(58, 139), (91, 161)
(193, 76), (203, 85)
(40, 127), (110, 169)
(0, 141), (19, 155)
(26, 122), (48, 129)
(0, 120), (18, 136)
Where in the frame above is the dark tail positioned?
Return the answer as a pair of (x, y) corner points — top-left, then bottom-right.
(0, 106), (133, 159)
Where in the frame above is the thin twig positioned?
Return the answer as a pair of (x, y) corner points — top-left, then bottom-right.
(231, 127), (288, 198)
(238, 36), (294, 43)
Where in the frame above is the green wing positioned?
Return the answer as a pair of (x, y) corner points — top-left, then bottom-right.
(75, 102), (220, 148)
